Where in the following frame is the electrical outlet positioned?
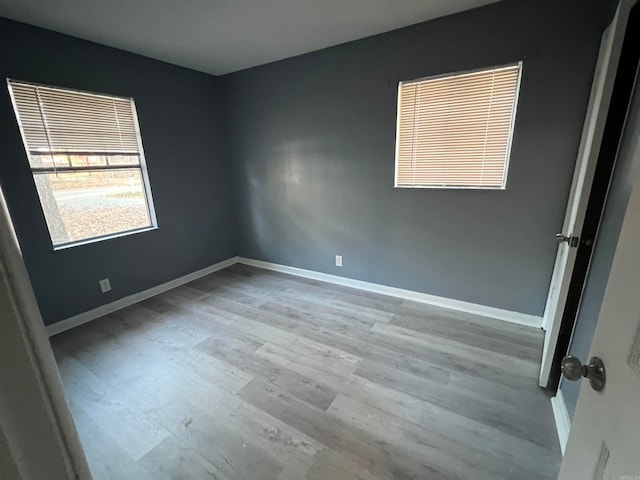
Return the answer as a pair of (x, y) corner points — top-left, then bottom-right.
(335, 255), (343, 267)
(99, 278), (112, 293)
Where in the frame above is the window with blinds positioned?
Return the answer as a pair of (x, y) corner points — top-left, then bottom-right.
(7, 80), (156, 247)
(394, 63), (522, 189)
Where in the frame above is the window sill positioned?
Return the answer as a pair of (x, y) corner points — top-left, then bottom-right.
(393, 185), (507, 191)
(52, 226), (158, 252)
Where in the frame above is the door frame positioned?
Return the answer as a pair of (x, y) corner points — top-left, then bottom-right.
(557, 112), (640, 478)
(547, 0), (640, 393)
(0, 185), (90, 477)
(539, 0), (632, 387)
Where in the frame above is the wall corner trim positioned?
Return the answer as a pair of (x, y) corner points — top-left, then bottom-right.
(237, 257), (543, 329)
(45, 256), (239, 337)
(551, 389), (571, 455)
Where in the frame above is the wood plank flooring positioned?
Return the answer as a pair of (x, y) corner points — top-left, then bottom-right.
(50, 264), (562, 480)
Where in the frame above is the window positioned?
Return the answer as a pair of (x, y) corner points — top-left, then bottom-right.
(394, 63), (522, 189)
(7, 80), (157, 248)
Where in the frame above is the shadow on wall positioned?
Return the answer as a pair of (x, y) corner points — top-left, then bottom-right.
(246, 138), (372, 270)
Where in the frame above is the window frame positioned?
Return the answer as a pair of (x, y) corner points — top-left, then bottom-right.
(393, 62), (523, 191)
(7, 79), (158, 250)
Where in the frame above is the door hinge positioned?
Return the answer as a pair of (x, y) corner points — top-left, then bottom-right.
(556, 233), (580, 247)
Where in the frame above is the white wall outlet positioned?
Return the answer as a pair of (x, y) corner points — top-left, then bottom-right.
(335, 255), (343, 267)
(99, 278), (112, 293)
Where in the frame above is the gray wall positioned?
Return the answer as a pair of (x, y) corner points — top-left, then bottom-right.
(0, 18), (235, 325)
(561, 69), (640, 418)
(222, 0), (612, 316)
(0, 0), (615, 327)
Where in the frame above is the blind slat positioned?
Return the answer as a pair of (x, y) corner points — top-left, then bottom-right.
(395, 64), (521, 188)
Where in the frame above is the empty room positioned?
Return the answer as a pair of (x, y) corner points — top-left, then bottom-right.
(1, 0), (640, 479)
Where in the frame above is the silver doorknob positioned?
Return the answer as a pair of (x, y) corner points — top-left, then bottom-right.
(561, 356), (606, 391)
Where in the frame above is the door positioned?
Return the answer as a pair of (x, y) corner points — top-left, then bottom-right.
(539, 2), (630, 387)
(558, 129), (640, 477)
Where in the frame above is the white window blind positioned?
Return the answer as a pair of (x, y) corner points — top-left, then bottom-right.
(8, 81), (140, 158)
(395, 63), (521, 189)
(7, 80), (156, 248)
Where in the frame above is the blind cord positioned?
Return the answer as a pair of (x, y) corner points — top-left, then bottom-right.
(411, 84), (420, 186)
(479, 72), (497, 187)
(112, 98), (125, 164)
(34, 86), (58, 177)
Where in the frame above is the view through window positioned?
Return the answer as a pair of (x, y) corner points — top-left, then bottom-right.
(7, 80), (156, 247)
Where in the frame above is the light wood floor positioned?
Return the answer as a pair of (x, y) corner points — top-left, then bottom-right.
(51, 264), (561, 480)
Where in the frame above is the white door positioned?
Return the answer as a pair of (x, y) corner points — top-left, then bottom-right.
(539, 3), (631, 387)
(558, 171), (640, 479)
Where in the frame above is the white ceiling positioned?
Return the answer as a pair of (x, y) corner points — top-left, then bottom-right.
(0, 0), (501, 75)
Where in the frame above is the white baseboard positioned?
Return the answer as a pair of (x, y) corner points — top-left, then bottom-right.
(237, 257), (543, 328)
(47, 254), (543, 336)
(551, 390), (571, 455)
(46, 256), (239, 337)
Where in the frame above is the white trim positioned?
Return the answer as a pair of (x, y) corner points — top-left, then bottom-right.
(551, 390), (571, 455)
(47, 254), (544, 337)
(0, 180), (91, 477)
(237, 257), (542, 328)
(53, 225), (157, 251)
(46, 256), (239, 336)
(539, 3), (629, 387)
(131, 96), (158, 229)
